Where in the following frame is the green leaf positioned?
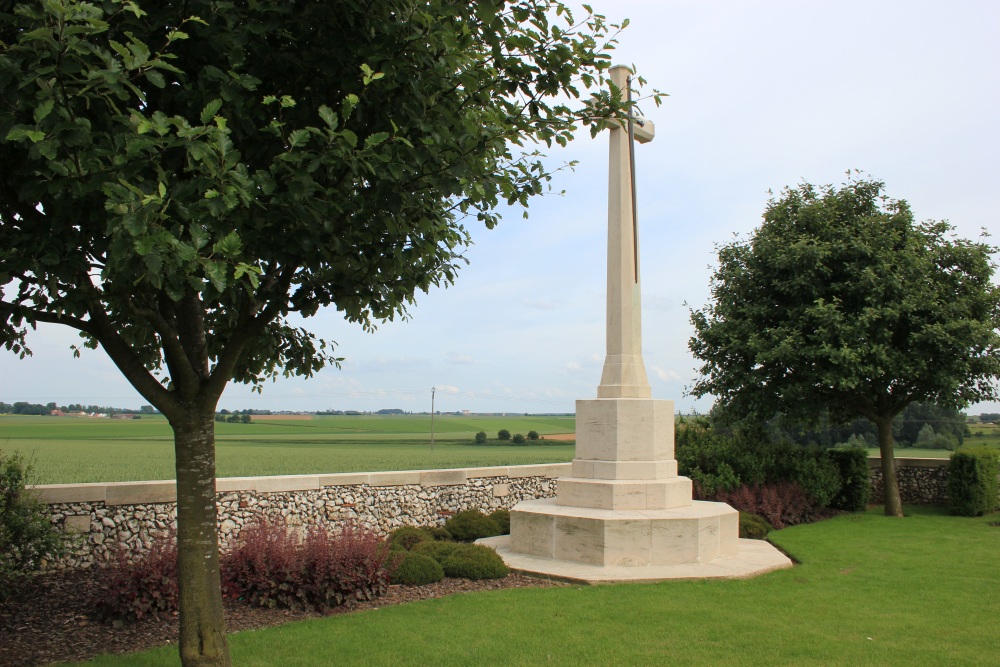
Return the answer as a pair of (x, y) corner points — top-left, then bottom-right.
(34, 99), (55, 123)
(145, 70), (166, 88)
(288, 129), (311, 148)
(200, 99), (223, 124)
(365, 132), (390, 148)
(202, 260), (227, 292)
(318, 105), (337, 128)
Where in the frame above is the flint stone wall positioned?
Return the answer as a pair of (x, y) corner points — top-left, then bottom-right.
(34, 463), (569, 570)
(868, 457), (952, 505)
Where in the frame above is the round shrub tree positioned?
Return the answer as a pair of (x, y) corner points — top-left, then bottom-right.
(527, 431), (540, 440)
(488, 509), (510, 535)
(497, 429), (511, 441)
(390, 551), (444, 585)
(440, 544), (509, 580)
(474, 431), (488, 445)
(443, 510), (501, 542)
(512, 433), (526, 444)
(413, 540), (464, 562)
(388, 525), (432, 551)
(738, 512), (773, 540)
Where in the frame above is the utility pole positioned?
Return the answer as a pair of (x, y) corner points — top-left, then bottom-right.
(430, 386), (436, 453)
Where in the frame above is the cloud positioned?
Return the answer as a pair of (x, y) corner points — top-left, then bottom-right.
(522, 298), (561, 311)
(446, 352), (474, 365)
(650, 366), (682, 382)
(566, 361), (582, 371)
(435, 385), (460, 394)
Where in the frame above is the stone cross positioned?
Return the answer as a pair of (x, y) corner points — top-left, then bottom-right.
(598, 64), (655, 400)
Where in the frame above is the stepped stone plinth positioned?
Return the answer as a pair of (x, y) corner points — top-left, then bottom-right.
(482, 65), (792, 583)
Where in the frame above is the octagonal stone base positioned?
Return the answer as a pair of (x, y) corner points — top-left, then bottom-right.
(479, 533), (793, 584)
(509, 498), (739, 567)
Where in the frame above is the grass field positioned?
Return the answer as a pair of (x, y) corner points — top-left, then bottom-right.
(68, 506), (1000, 666)
(866, 422), (1000, 459)
(0, 414), (576, 484)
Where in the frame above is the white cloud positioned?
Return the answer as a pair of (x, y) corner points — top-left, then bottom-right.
(650, 366), (682, 383)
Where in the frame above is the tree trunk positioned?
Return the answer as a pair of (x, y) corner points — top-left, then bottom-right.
(172, 411), (231, 667)
(874, 415), (904, 517)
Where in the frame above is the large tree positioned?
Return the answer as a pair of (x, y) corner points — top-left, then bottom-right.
(689, 175), (1000, 517)
(0, 2), (657, 664)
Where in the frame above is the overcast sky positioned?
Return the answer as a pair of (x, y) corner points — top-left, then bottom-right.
(2, 0), (998, 415)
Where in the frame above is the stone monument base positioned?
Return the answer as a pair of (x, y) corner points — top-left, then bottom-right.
(479, 532), (793, 584)
(509, 497), (739, 566)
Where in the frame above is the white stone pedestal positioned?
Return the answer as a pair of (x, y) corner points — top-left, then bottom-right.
(498, 398), (754, 576)
(487, 65), (791, 583)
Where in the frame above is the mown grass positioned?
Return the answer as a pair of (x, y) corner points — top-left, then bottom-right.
(68, 506), (1000, 666)
(0, 415), (576, 484)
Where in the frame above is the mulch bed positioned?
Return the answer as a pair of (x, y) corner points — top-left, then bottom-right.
(0, 569), (559, 666)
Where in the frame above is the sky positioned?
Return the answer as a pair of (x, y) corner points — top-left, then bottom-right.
(2, 0), (998, 415)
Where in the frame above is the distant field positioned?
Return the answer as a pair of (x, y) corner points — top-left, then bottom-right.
(0, 414), (576, 484)
(866, 422), (1000, 459)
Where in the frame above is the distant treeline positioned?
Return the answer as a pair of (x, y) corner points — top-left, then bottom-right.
(0, 402), (157, 415)
(706, 402), (975, 451)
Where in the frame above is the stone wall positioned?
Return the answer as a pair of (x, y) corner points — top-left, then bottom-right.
(868, 457), (952, 505)
(33, 464), (569, 570)
(35, 458), (995, 570)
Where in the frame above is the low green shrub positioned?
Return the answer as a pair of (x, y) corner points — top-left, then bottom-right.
(443, 510), (501, 542)
(96, 531), (178, 622)
(412, 540), (464, 561)
(0, 450), (66, 601)
(440, 544), (508, 580)
(474, 431), (488, 445)
(388, 525), (433, 551)
(426, 526), (452, 541)
(497, 429), (511, 441)
(512, 433), (526, 444)
(488, 509), (510, 535)
(527, 431), (540, 440)
(948, 449), (1000, 517)
(826, 447), (870, 512)
(389, 551), (444, 585)
(738, 512), (773, 539)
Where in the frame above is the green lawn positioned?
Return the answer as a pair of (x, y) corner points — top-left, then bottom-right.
(68, 506), (1000, 666)
(0, 415), (576, 484)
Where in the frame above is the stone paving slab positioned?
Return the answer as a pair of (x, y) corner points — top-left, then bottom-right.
(478, 535), (794, 585)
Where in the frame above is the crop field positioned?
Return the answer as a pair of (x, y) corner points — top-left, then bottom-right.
(0, 414), (576, 485)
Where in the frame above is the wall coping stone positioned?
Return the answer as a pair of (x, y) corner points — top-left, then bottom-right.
(867, 457), (949, 469)
(29, 463), (573, 505)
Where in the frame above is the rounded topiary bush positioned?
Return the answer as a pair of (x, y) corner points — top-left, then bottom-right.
(739, 512), (773, 539)
(426, 526), (452, 541)
(440, 544), (509, 580)
(443, 510), (501, 542)
(488, 509), (510, 535)
(413, 540), (464, 562)
(388, 525), (432, 551)
(390, 551), (444, 585)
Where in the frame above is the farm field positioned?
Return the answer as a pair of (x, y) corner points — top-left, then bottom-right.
(0, 414), (575, 485)
(866, 422), (1000, 459)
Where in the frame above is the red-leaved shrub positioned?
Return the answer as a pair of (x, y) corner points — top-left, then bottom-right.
(715, 482), (817, 529)
(221, 519), (392, 612)
(95, 530), (178, 622)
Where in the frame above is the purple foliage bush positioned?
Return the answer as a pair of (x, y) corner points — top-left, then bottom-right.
(715, 481), (818, 529)
(221, 518), (392, 612)
(95, 530), (179, 622)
